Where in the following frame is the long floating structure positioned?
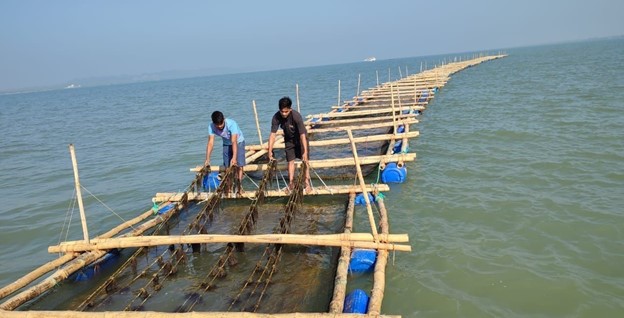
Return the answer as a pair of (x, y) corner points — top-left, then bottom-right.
(0, 53), (506, 317)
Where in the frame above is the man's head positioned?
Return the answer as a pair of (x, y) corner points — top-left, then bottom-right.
(211, 111), (225, 129)
(278, 96), (292, 118)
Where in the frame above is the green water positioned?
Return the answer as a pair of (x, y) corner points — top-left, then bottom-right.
(1, 37), (623, 316)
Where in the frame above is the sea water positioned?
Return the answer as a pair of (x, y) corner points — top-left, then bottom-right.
(1, 37), (623, 316)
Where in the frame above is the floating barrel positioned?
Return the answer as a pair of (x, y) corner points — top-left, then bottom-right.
(311, 116), (331, 128)
(73, 250), (120, 281)
(418, 90), (429, 102)
(392, 126), (404, 154)
(392, 140), (403, 154)
(202, 172), (221, 191)
(381, 162), (407, 183)
(348, 248), (377, 273)
(354, 192), (375, 206)
(402, 109), (420, 116)
(157, 202), (176, 215)
(343, 289), (370, 314)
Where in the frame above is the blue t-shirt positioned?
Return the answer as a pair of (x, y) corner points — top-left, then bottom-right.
(208, 118), (245, 146)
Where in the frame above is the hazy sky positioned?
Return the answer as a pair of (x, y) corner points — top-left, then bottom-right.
(1, 0), (622, 91)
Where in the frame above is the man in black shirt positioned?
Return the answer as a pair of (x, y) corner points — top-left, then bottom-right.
(268, 96), (311, 193)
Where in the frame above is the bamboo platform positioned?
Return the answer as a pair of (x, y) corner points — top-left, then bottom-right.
(0, 54), (506, 317)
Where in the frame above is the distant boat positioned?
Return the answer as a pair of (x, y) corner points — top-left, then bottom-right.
(65, 84), (81, 89)
(364, 57), (376, 62)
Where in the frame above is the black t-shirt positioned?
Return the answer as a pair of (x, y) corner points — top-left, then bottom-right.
(271, 109), (307, 143)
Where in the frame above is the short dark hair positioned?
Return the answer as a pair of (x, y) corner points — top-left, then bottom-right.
(278, 96), (292, 111)
(211, 111), (224, 125)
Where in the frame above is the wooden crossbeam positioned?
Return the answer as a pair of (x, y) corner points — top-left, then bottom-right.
(191, 153), (416, 173)
(155, 184), (391, 201)
(49, 233), (412, 253)
(307, 106), (424, 119)
(0, 310), (401, 318)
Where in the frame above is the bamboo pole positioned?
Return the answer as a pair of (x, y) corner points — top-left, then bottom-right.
(191, 153), (416, 173)
(390, 84), (398, 136)
(155, 183), (391, 202)
(355, 89), (437, 99)
(307, 105), (424, 120)
(96, 208), (153, 240)
(310, 119), (418, 134)
(0, 198), (190, 311)
(400, 124), (409, 155)
(346, 129), (379, 242)
(357, 73), (361, 96)
(0, 207), (154, 301)
(0, 253), (76, 300)
(368, 196), (391, 315)
(329, 192), (355, 313)
(337, 80), (341, 108)
(332, 102), (428, 110)
(299, 113), (418, 127)
(376, 70), (379, 86)
(68, 144), (89, 243)
(0, 310), (401, 317)
(49, 233), (410, 253)
(296, 84), (301, 113)
(0, 250), (107, 311)
(58, 232), (408, 247)
(252, 100), (263, 146)
(244, 131), (420, 151)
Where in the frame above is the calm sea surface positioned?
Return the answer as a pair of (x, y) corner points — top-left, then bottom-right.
(1, 38), (623, 317)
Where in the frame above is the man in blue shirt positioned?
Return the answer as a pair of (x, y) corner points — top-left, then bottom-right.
(205, 111), (245, 193)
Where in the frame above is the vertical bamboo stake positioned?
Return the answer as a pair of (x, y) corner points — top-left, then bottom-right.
(405, 65), (408, 77)
(376, 70), (379, 86)
(329, 192), (355, 313)
(346, 129), (379, 242)
(296, 83), (301, 113)
(368, 196), (390, 315)
(252, 100), (263, 146)
(414, 82), (417, 103)
(401, 123), (409, 155)
(420, 61), (423, 72)
(398, 66), (402, 79)
(69, 144), (90, 244)
(337, 80), (341, 107)
(390, 84), (398, 134)
(357, 74), (361, 96)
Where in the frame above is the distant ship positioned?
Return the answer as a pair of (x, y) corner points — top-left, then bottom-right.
(65, 84), (81, 89)
(364, 57), (376, 62)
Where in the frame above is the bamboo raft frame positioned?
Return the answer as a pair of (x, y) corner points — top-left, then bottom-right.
(0, 54), (506, 317)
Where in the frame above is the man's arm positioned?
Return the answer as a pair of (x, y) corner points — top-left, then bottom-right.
(268, 132), (276, 160)
(205, 135), (215, 166)
(231, 133), (238, 166)
(300, 133), (308, 161)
